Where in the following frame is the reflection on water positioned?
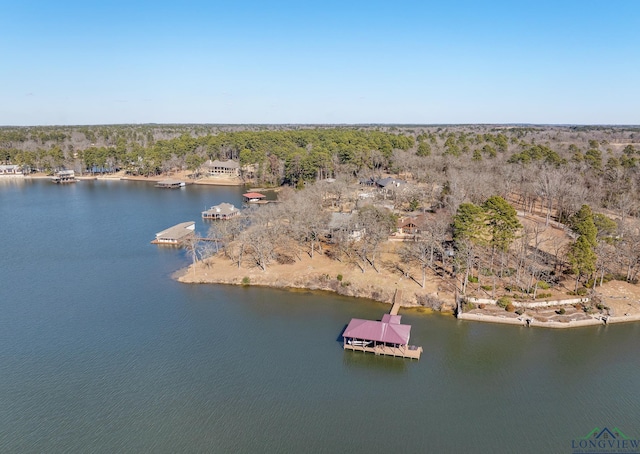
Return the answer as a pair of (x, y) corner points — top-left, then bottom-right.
(0, 180), (639, 453)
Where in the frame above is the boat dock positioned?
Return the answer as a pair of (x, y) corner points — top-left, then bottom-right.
(151, 221), (195, 245)
(342, 289), (423, 360)
(52, 170), (77, 184)
(343, 342), (422, 359)
(155, 179), (186, 188)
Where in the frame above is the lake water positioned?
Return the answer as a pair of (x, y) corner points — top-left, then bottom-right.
(1, 179), (639, 453)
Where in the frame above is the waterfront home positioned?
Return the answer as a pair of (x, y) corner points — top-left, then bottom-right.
(151, 221), (196, 245)
(0, 165), (23, 176)
(327, 212), (364, 242)
(376, 177), (406, 189)
(200, 159), (240, 177)
(155, 179), (186, 189)
(52, 170), (76, 183)
(396, 214), (426, 235)
(202, 202), (240, 220)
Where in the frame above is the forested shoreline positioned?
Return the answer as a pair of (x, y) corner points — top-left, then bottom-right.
(4, 124), (640, 308)
(3, 123), (640, 216)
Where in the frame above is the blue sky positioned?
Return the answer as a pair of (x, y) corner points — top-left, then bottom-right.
(1, 1), (638, 125)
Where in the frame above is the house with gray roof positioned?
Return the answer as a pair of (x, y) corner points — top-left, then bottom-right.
(202, 202), (240, 220)
(151, 221), (196, 245)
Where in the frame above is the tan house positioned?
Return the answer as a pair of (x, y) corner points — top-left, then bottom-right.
(201, 160), (240, 177)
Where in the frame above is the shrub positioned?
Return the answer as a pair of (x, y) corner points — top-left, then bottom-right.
(602, 273), (615, 284)
(596, 303), (605, 311)
(468, 275), (479, 283)
(536, 292), (552, 299)
(537, 281), (550, 290)
(505, 303), (516, 312)
(241, 276), (251, 285)
(336, 274), (343, 282)
(515, 308), (525, 315)
(275, 253), (295, 265)
(415, 294), (444, 311)
(481, 285), (493, 291)
(478, 303), (486, 309)
(480, 268), (493, 276)
(497, 296), (511, 308)
(576, 287), (588, 296)
(462, 301), (475, 312)
(556, 308), (566, 315)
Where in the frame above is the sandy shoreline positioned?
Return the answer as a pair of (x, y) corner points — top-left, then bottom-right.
(25, 171), (244, 186)
(177, 251), (451, 309)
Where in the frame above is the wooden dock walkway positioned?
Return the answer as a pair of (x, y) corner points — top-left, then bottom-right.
(344, 343), (422, 360)
(389, 289), (403, 315)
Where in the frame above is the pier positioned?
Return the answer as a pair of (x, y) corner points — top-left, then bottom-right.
(389, 289), (402, 315)
(342, 289), (423, 360)
(343, 342), (422, 359)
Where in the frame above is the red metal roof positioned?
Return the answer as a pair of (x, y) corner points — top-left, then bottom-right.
(343, 318), (411, 345)
(243, 192), (266, 198)
(381, 314), (402, 324)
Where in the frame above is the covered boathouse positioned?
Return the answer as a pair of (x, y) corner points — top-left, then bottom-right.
(151, 221), (195, 245)
(343, 314), (422, 360)
(242, 192), (266, 203)
(155, 179), (186, 188)
(52, 170), (76, 183)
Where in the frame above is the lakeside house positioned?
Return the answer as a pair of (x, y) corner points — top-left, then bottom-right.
(327, 212), (365, 242)
(52, 170), (76, 184)
(202, 202), (240, 220)
(376, 177), (406, 190)
(0, 165), (23, 177)
(359, 176), (407, 190)
(151, 221), (196, 245)
(200, 159), (240, 177)
(396, 214), (427, 235)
